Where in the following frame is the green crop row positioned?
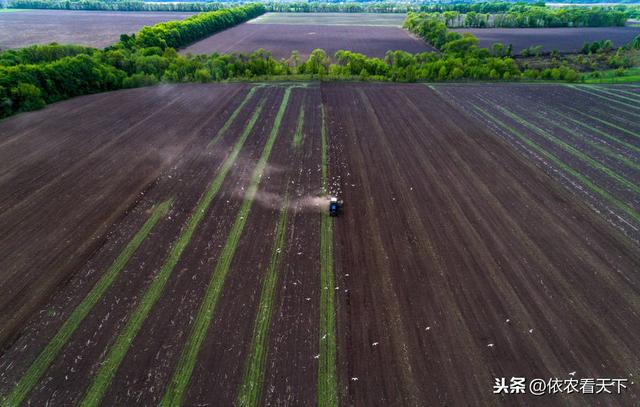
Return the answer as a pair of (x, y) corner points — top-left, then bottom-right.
(1, 198), (173, 407)
(493, 104), (640, 195)
(79, 89), (263, 407)
(236, 190), (290, 407)
(160, 88), (291, 407)
(473, 104), (640, 225)
(318, 103), (338, 407)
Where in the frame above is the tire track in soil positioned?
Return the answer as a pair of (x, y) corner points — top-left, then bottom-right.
(79, 92), (269, 407)
(161, 87), (292, 407)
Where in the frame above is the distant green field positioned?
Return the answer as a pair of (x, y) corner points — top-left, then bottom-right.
(0, 9), (24, 12)
(583, 67), (640, 84)
(249, 12), (406, 27)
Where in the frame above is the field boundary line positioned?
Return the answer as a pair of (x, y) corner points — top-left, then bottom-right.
(79, 96), (267, 407)
(566, 85), (640, 112)
(472, 104), (640, 225)
(317, 103), (338, 407)
(235, 189), (290, 407)
(0, 198), (173, 407)
(207, 87), (257, 149)
(564, 106), (640, 140)
(160, 87), (292, 407)
(493, 104), (640, 195)
(538, 114), (640, 171)
(553, 111), (640, 154)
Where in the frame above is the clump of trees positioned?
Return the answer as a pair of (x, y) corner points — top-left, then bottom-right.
(7, 0), (227, 12)
(122, 3), (265, 49)
(8, 5), (632, 120)
(0, 44), (96, 66)
(403, 12), (580, 80)
(419, 6), (628, 29)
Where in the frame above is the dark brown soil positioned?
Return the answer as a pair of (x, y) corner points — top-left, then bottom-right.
(0, 10), (195, 49)
(0, 82), (638, 407)
(434, 83), (640, 242)
(324, 82), (640, 406)
(454, 26), (640, 53)
(181, 23), (434, 59)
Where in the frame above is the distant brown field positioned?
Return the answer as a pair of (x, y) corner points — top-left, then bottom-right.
(181, 23), (434, 59)
(454, 26), (640, 53)
(0, 9), (195, 49)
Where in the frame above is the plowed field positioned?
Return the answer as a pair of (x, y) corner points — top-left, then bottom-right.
(0, 82), (638, 407)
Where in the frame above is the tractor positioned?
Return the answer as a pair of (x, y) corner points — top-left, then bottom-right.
(329, 197), (342, 217)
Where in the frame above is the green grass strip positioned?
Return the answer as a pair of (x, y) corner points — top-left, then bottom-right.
(207, 87), (257, 149)
(320, 105), (329, 193)
(235, 190), (290, 407)
(554, 111), (640, 154)
(495, 105), (640, 195)
(566, 85), (640, 112)
(160, 88), (291, 407)
(292, 102), (305, 149)
(565, 106), (640, 140)
(79, 97), (266, 407)
(606, 88), (640, 99)
(540, 114), (640, 171)
(584, 75), (640, 84)
(0, 199), (172, 407)
(473, 104), (640, 224)
(317, 103), (338, 407)
(584, 85), (640, 104)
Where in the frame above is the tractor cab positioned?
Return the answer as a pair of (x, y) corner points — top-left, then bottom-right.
(329, 197), (342, 217)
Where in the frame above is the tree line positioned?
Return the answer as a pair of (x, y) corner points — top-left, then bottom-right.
(3, 5), (639, 119)
(425, 6), (627, 28)
(5, 0), (421, 13)
(7, 0), (225, 12)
